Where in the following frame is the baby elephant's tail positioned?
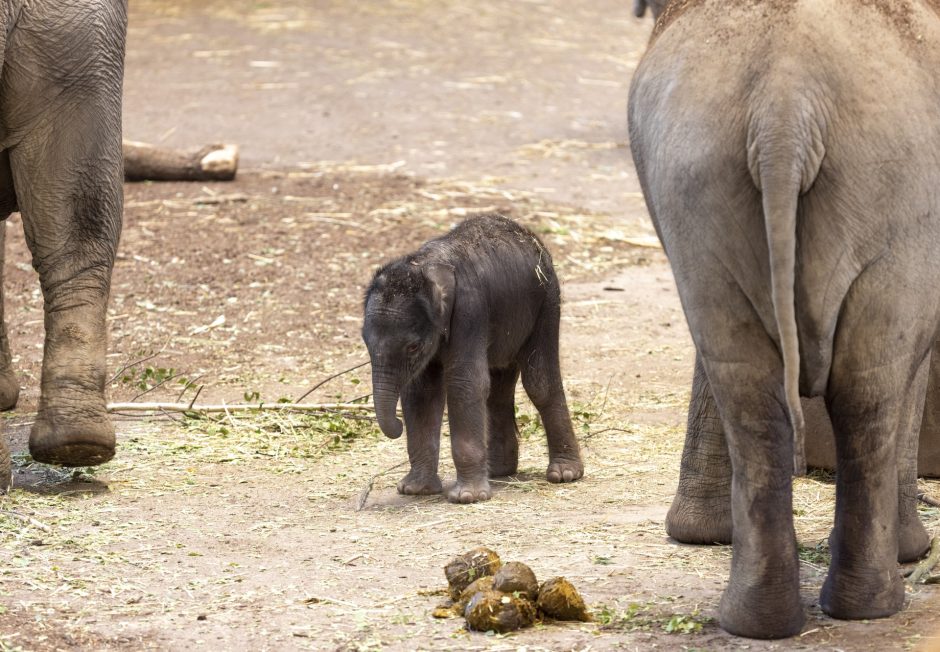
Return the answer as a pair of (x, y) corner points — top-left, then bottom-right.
(747, 99), (826, 476)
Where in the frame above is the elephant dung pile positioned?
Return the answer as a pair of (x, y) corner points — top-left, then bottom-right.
(433, 546), (592, 633)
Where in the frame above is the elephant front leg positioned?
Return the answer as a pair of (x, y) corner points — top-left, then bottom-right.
(821, 359), (917, 619)
(398, 362), (445, 495)
(665, 354), (732, 544)
(12, 146), (122, 468)
(446, 360), (491, 504)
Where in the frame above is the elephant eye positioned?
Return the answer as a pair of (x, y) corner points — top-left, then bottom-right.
(406, 342), (420, 355)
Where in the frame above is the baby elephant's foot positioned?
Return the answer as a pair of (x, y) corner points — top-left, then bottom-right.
(547, 458), (583, 483)
(397, 470), (443, 495)
(447, 478), (492, 504)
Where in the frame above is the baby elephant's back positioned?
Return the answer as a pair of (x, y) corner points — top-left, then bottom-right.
(435, 214), (559, 363)
(442, 213), (557, 299)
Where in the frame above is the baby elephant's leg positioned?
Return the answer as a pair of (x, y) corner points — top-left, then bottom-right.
(446, 358), (492, 503)
(487, 366), (520, 477)
(398, 362), (445, 495)
(521, 304), (583, 483)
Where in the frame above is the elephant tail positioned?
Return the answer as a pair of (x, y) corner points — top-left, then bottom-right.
(747, 106), (826, 476)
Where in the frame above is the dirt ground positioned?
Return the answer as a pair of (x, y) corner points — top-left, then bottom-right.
(1, 1), (939, 650)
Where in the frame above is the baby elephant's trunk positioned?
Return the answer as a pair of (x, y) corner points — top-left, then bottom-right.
(372, 376), (404, 439)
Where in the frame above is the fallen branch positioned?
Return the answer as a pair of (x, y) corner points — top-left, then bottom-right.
(918, 492), (940, 508)
(907, 536), (940, 584)
(123, 140), (239, 181)
(356, 461), (408, 511)
(0, 509), (51, 532)
(106, 401), (377, 414)
(295, 360), (370, 403)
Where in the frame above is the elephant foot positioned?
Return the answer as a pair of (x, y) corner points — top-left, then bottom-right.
(665, 493), (732, 545)
(820, 566), (904, 621)
(719, 579), (804, 639)
(397, 470), (443, 495)
(0, 367), (19, 411)
(447, 478), (492, 504)
(546, 456), (583, 483)
(29, 411), (115, 467)
(898, 519), (931, 563)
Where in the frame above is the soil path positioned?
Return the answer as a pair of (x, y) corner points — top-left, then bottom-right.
(1, 2), (938, 651)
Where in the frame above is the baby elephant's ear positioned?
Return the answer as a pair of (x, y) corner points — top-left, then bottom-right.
(424, 263), (456, 339)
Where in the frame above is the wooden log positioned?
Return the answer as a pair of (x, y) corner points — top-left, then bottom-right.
(123, 140), (239, 182)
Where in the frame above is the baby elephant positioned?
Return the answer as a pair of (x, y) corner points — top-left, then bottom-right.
(362, 213), (583, 503)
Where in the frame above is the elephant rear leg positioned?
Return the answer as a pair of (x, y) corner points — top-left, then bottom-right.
(703, 354), (804, 639)
(665, 353), (732, 545)
(487, 366), (520, 477)
(821, 356), (924, 619)
(520, 303), (582, 484)
(895, 355), (931, 563)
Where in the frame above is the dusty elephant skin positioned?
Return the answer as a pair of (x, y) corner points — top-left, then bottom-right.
(629, 0), (940, 639)
(361, 213), (583, 504)
(0, 0), (127, 468)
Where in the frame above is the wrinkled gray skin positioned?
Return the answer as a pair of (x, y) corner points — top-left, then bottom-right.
(362, 214), (583, 504)
(0, 0), (127, 489)
(629, 0), (940, 639)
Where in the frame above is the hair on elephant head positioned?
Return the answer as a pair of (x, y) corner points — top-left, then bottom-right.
(363, 259), (455, 439)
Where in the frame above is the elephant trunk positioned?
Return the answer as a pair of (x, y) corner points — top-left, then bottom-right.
(373, 372), (404, 439)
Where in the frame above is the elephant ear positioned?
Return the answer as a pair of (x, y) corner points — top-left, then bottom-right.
(424, 263), (456, 340)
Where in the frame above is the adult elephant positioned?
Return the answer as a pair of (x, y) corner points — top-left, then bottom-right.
(0, 0), (127, 490)
(629, 0), (940, 639)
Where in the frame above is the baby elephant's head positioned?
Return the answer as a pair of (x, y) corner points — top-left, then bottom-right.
(362, 259), (455, 439)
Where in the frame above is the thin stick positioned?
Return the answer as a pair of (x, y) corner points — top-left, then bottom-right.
(0, 510), (51, 532)
(295, 361), (370, 403)
(908, 536), (940, 584)
(579, 427), (632, 443)
(131, 370), (189, 402)
(918, 492), (940, 508)
(356, 461), (408, 511)
(105, 401), (380, 414)
(187, 385), (204, 410)
(176, 375), (205, 402)
(107, 341), (171, 385)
